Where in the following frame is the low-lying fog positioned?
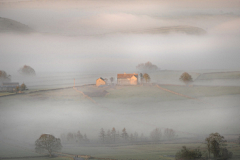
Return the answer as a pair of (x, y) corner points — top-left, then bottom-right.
(0, 0), (240, 156)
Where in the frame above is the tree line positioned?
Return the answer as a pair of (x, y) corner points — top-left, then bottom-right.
(60, 131), (89, 143)
(98, 127), (177, 144)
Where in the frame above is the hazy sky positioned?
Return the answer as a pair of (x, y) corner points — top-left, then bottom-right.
(0, 0), (240, 73)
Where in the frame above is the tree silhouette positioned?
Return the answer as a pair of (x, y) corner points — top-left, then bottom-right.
(110, 77), (114, 84)
(179, 72), (193, 85)
(35, 134), (62, 157)
(143, 73), (150, 83)
(111, 127), (117, 143)
(99, 128), (105, 143)
(121, 128), (128, 141)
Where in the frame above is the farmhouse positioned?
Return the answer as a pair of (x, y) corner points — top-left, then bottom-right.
(96, 77), (106, 87)
(117, 73), (138, 85)
(0, 82), (19, 92)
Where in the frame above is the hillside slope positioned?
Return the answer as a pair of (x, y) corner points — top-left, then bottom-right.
(0, 17), (34, 33)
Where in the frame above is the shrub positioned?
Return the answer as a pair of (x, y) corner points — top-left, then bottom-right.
(175, 146), (202, 160)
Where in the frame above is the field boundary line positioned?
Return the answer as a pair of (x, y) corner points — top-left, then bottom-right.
(155, 85), (201, 101)
(73, 87), (96, 104)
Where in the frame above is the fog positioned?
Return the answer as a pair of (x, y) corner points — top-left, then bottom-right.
(0, 0), (240, 73)
(0, 0), (240, 159)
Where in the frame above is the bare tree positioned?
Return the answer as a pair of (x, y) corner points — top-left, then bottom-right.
(35, 134), (62, 157)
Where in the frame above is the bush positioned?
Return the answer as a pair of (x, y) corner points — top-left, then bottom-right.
(175, 146), (202, 160)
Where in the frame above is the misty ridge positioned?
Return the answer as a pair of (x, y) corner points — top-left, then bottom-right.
(0, 0), (240, 160)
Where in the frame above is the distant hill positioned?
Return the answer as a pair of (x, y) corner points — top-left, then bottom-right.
(121, 25), (206, 35)
(0, 17), (34, 33)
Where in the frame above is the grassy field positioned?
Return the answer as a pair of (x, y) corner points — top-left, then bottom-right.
(61, 142), (240, 160)
(0, 82), (240, 160)
(0, 92), (16, 96)
(197, 72), (240, 80)
(160, 85), (240, 99)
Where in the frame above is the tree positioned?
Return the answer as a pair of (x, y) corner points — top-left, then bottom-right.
(0, 70), (11, 82)
(83, 133), (89, 143)
(150, 128), (162, 142)
(20, 83), (26, 91)
(179, 72), (193, 85)
(18, 65), (36, 76)
(134, 132), (139, 141)
(67, 132), (74, 142)
(35, 134), (62, 157)
(143, 73), (150, 83)
(121, 128), (128, 141)
(15, 86), (19, 93)
(110, 77), (114, 84)
(111, 127), (117, 143)
(164, 128), (176, 140)
(205, 133), (230, 159)
(106, 129), (112, 143)
(139, 73), (143, 84)
(175, 146), (202, 160)
(99, 128), (105, 143)
(76, 131), (83, 142)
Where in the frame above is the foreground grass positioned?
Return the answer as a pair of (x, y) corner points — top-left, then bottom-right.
(61, 142), (240, 160)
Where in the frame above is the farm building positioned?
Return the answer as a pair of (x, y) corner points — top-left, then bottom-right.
(117, 73), (138, 85)
(0, 82), (19, 92)
(96, 77), (106, 87)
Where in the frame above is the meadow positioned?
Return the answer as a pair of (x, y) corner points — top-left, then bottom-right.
(0, 71), (240, 160)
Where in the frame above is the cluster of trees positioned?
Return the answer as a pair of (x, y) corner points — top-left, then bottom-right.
(139, 73), (151, 83)
(15, 83), (27, 92)
(136, 61), (158, 71)
(99, 127), (147, 143)
(18, 65), (36, 76)
(60, 131), (89, 143)
(175, 133), (233, 160)
(99, 127), (176, 144)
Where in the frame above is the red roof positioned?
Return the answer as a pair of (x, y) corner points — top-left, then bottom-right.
(117, 73), (138, 79)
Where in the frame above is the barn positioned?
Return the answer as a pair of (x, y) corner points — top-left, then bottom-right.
(117, 73), (138, 85)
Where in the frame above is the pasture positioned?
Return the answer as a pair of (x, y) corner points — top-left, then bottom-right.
(0, 78), (240, 159)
